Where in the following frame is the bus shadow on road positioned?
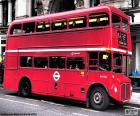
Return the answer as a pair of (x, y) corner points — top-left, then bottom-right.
(6, 92), (126, 111)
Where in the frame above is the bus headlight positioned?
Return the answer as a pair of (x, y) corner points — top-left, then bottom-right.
(114, 87), (118, 93)
(130, 85), (132, 91)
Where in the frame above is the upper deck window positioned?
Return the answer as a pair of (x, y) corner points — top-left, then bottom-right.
(69, 16), (87, 29)
(10, 24), (22, 35)
(52, 19), (67, 30)
(23, 22), (35, 33)
(122, 19), (129, 31)
(89, 13), (109, 27)
(112, 14), (121, 28)
(36, 21), (50, 32)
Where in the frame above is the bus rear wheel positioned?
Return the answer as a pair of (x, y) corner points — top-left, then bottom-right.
(90, 87), (110, 111)
(19, 79), (31, 97)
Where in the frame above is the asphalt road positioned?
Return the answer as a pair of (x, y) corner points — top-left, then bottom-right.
(0, 87), (139, 116)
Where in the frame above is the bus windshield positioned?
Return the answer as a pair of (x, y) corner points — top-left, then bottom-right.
(113, 53), (122, 73)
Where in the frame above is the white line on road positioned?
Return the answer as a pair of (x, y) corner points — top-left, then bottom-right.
(45, 101), (65, 106)
(124, 105), (140, 109)
(72, 112), (88, 116)
(0, 97), (39, 107)
(25, 98), (39, 102)
(81, 108), (100, 112)
(4, 95), (16, 98)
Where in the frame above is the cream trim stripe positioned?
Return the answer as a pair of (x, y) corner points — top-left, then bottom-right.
(128, 51), (132, 55)
(6, 48), (106, 53)
(6, 47), (132, 54)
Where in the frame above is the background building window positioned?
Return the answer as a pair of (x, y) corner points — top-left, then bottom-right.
(75, 0), (84, 8)
(3, 1), (8, 26)
(90, 0), (100, 7)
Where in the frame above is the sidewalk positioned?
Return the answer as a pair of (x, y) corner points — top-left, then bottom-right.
(128, 92), (140, 107)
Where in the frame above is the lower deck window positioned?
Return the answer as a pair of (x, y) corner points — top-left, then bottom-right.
(49, 56), (65, 69)
(67, 58), (85, 70)
(20, 56), (32, 67)
(34, 57), (48, 68)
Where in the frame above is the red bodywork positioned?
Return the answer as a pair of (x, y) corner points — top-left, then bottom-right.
(4, 5), (132, 103)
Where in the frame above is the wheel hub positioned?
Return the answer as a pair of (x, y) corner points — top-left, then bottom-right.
(93, 92), (103, 104)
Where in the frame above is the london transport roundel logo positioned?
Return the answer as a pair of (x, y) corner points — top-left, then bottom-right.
(53, 71), (60, 81)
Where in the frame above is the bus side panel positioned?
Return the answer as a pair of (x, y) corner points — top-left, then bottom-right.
(7, 28), (111, 50)
(4, 53), (19, 91)
(65, 84), (87, 101)
(4, 69), (19, 92)
(29, 69), (53, 94)
(64, 70), (87, 101)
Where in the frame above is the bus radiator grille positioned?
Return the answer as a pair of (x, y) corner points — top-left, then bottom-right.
(121, 83), (130, 101)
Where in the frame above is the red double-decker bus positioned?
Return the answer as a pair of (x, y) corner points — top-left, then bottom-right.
(4, 5), (132, 110)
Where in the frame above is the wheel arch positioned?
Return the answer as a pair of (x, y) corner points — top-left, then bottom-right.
(86, 83), (109, 107)
(18, 76), (32, 92)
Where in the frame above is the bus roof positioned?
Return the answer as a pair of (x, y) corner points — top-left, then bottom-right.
(11, 4), (128, 24)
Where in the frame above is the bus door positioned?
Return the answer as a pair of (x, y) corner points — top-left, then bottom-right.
(64, 57), (87, 100)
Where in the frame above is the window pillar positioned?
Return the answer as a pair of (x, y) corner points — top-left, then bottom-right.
(8, 0), (12, 24)
(0, 1), (3, 26)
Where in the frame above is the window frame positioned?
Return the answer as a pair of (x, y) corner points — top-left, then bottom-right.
(20, 56), (33, 68)
(49, 56), (66, 69)
(10, 24), (23, 35)
(34, 57), (48, 69)
(66, 57), (85, 70)
(89, 12), (110, 27)
(112, 13), (121, 29)
(122, 18), (129, 32)
(68, 16), (87, 29)
(36, 20), (51, 32)
(51, 19), (67, 31)
(22, 22), (36, 34)
(112, 53), (123, 73)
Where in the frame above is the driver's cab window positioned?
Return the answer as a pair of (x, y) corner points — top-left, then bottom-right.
(99, 52), (111, 71)
(113, 53), (122, 73)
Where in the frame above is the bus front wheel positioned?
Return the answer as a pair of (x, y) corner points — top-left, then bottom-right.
(19, 79), (31, 97)
(90, 87), (110, 111)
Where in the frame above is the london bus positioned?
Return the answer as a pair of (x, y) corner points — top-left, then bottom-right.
(4, 4), (132, 110)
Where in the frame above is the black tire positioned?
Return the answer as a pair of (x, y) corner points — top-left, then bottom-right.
(19, 80), (31, 97)
(90, 87), (110, 111)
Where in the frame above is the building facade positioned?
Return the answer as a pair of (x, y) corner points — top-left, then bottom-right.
(0, 0), (16, 62)
(0, 0), (140, 72)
